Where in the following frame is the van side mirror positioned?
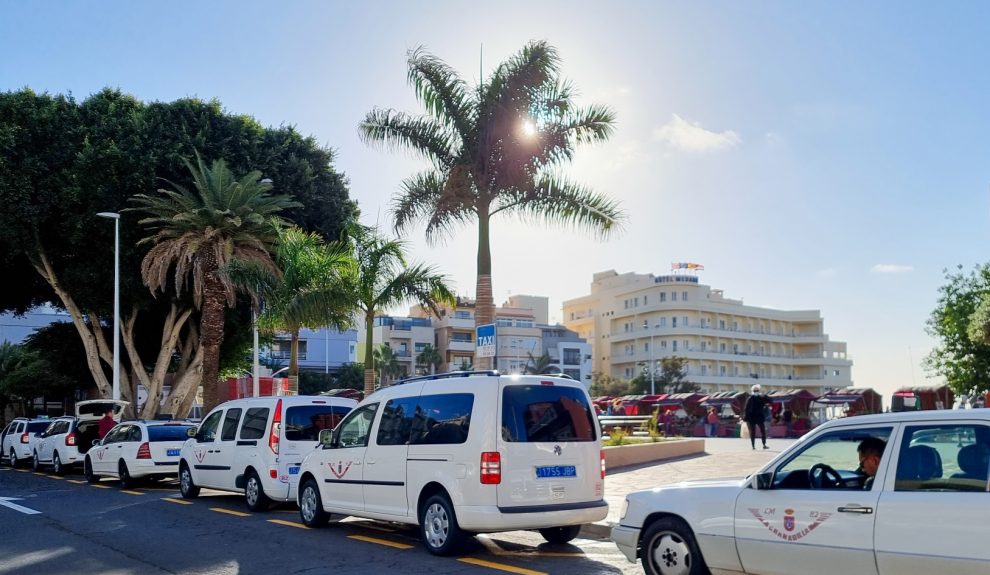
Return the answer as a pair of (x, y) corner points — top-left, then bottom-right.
(186, 427), (197, 439)
(753, 471), (774, 490)
(319, 428), (335, 449)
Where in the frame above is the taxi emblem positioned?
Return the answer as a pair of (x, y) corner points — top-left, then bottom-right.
(328, 460), (352, 479)
(784, 509), (795, 532)
(553, 445), (562, 456)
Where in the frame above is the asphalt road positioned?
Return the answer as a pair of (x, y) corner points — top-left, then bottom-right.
(0, 466), (640, 575)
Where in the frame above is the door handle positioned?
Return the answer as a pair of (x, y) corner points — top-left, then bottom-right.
(367, 459), (375, 465)
(837, 505), (873, 514)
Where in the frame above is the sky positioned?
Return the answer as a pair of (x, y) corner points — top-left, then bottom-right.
(3, 1), (990, 403)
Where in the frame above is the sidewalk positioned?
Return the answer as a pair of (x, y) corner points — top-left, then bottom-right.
(581, 437), (796, 539)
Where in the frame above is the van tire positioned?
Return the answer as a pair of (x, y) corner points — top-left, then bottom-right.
(84, 458), (98, 483)
(32, 451), (40, 472)
(299, 478), (330, 527)
(539, 525), (582, 544)
(118, 461), (134, 489)
(179, 462), (200, 498)
(52, 452), (64, 476)
(420, 493), (463, 556)
(244, 470), (271, 512)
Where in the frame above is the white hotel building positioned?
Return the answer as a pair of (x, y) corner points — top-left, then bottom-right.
(562, 270), (852, 395)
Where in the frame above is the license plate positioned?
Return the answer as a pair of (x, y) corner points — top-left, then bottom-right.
(289, 466), (300, 475)
(535, 465), (576, 479)
(166, 449), (180, 457)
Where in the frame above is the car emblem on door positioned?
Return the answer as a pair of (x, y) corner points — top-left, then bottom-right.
(553, 445), (562, 456)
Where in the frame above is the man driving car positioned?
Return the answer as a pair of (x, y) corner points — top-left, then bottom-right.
(857, 436), (886, 489)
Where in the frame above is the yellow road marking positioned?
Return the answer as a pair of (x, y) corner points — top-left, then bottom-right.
(347, 534), (413, 549)
(90, 484), (111, 489)
(14, 469), (29, 473)
(210, 507), (250, 517)
(268, 519), (310, 530)
(47, 475), (63, 480)
(32, 472), (46, 476)
(120, 490), (144, 495)
(457, 558), (547, 575)
(67, 479), (86, 484)
(161, 497), (192, 505)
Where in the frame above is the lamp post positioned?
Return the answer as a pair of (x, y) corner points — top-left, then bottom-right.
(252, 178), (273, 396)
(643, 320), (655, 395)
(97, 212), (121, 402)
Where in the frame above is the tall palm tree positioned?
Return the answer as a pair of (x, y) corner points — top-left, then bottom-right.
(524, 351), (555, 375)
(416, 343), (443, 375)
(373, 343), (401, 387)
(361, 41), (625, 362)
(130, 154), (299, 412)
(347, 225), (455, 395)
(230, 226), (357, 389)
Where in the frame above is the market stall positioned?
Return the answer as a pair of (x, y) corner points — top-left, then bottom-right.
(891, 385), (954, 412)
(811, 387), (883, 425)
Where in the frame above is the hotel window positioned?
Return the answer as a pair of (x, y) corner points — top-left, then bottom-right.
(644, 342), (650, 353)
(634, 297), (639, 306)
(659, 292), (667, 302)
(719, 366), (726, 375)
(661, 340), (667, 350)
(720, 343), (726, 352)
(659, 317), (667, 327)
(701, 341), (707, 351)
(683, 340), (689, 350)
(672, 341), (678, 352)
(644, 295), (648, 305)
(672, 317), (678, 328)
(732, 321), (738, 330)
(733, 344), (738, 353)
(734, 367), (739, 376)
(682, 316), (688, 326)
(719, 320), (725, 330)
(454, 310), (471, 320)
(682, 291), (688, 301)
(672, 291), (678, 301)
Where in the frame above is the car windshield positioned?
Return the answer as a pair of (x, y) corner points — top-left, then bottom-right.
(284, 405), (352, 441)
(148, 425), (195, 442)
(501, 384), (598, 442)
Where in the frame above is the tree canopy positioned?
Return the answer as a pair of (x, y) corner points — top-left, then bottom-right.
(926, 264), (990, 395)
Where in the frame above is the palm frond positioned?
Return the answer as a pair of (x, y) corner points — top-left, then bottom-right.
(359, 109), (457, 169)
(492, 174), (625, 240)
(407, 46), (476, 144)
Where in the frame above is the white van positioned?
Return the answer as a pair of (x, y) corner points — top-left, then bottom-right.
(178, 395), (357, 510)
(296, 371), (607, 555)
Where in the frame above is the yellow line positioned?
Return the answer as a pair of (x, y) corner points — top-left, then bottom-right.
(90, 484), (111, 489)
(457, 558), (547, 575)
(47, 475), (63, 480)
(161, 497), (193, 505)
(347, 535), (413, 549)
(32, 472), (46, 476)
(67, 479), (86, 484)
(120, 490), (144, 495)
(14, 469), (29, 473)
(268, 519), (310, 530)
(210, 507), (250, 517)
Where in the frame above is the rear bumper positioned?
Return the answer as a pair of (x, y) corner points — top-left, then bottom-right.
(611, 525), (640, 563)
(456, 500), (608, 532)
(130, 460), (178, 478)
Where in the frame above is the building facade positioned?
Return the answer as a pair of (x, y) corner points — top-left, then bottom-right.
(563, 270), (852, 395)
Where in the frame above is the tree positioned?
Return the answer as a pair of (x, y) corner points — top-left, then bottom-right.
(130, 154), (299, 412)
(333, 363), (364, 390)
(524, 351), (555, 375)
(373, 344), (402, 387)
(589, 371), (628, 398)
(926, 264), (990, 395)
(345, 225), (455, 395)
(361, 42), (625, 357)
(656, 356), (700, 395)
(0, 342), (74, 418)
(416, 343), (443, 375)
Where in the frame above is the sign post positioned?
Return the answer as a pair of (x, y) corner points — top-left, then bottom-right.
(476, 323), (497, 369)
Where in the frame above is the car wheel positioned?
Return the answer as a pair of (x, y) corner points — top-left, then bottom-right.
(118, 460), (135, 489)
(298, 478), (330, 528)
(9, 448), (18, 469)
(420, 493), (464, 556)
(52, 452), (63, 476)
(84, 458), (98, 483)
(538, 525), (582, 544)
(179, 462), (200, 498)
(641, 517), (708, 575)
(32, 451), (40, 472)
(244, 470), (271, 512)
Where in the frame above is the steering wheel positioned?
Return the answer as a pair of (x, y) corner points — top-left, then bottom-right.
(809, 463), (843, 489)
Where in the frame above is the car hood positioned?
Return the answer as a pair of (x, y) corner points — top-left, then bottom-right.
(642, 477), (748, 492)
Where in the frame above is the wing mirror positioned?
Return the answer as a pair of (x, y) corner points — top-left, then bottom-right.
(92, 439), (102, 447)
(753, 471), (774, 490)
(319, 428), (336, 449)
(186, 427), (197, 439)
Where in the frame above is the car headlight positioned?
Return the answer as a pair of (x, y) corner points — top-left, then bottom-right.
(619, 498), (629, 520)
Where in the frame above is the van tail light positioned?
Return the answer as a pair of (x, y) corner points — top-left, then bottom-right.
(601, 449), (607, 479)
(20, 433), (30, 444)
(65, 432), (77, 447)
(480, 452), (501, 484)
(269, 399), (282, 454)
(136, 442), (152, 459)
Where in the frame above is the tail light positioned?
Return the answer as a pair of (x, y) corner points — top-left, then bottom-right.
(601, 449), (607, 479)
(136, 442), (151, 459)
(65, 432), (77, 447)
(20, 433), (29, 444)
(480, 451), (501, 484)
(269, 399), (282, 454)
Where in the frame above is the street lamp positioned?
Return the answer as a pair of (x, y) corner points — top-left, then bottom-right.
(643, 320), (656, 395)
(252, 178), (273, 396)
(96, 212), (121, 402)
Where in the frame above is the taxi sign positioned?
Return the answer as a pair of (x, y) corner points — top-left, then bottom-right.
(476, 323), (497, 358)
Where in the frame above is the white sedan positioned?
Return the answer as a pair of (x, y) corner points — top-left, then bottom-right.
(612, 409), (990, 575)
(85, 421), (195, 488)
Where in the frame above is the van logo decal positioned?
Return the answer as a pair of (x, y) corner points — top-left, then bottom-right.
(553, 445), (562, 456)
(328, 460), (352, 479)
(194, 449), (206, 463)
(96, 450), (104, 461)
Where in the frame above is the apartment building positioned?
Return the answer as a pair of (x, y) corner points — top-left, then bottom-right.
(370, 316), (435, 378)
(410, 298), (476, 372)
(563, 270), (852, 395)
(267, 327), (358, 374)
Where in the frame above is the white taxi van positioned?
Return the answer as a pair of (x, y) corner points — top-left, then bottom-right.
(178, 395), (356, 510)
(612, 409), (990, 575)
(296, 371), (608, 555)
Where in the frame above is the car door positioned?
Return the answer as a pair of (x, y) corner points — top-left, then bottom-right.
(0, 423), (13, 459)
(874, 421), (990, 575)
(734, 425), (895, 575)
(92, 425), (123, 474)
(209, 407), (242, 490)
(364, 388), (421, 517)
(116, 425), (144, 473)
(319, 402), (379, 512)
(38, 420), (67, 463)
(189, 410), (225, 488)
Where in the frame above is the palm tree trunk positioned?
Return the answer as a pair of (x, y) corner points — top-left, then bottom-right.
(363, 311), (376, 396)
(199, 269), (227, 413)
(475, 210), (494, 369)
(289, 329), (300, 395)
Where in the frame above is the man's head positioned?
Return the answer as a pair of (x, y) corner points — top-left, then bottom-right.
(104, 407), (114, 417)
(858, 437), (887, 477)
(751, 384), (761, 395)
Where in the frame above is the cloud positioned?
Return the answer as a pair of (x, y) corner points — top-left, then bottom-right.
(653, 114), (741, 152)
(871, 264), (914, 274)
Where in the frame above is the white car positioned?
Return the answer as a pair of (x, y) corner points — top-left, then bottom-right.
(32, 400), (128, 475)
(84, 421), (196, 488)
(1, 418), (51, 468)
(612, 409), (990, 575)
(296, 371), (608, 555)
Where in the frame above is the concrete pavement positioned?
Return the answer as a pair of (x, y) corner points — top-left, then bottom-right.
(582, 437), (797, 539)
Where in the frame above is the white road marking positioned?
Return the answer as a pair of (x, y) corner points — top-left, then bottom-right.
(0, 496), (41, 515)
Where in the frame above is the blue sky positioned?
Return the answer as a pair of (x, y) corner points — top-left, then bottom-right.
(3, 1), (990, 401)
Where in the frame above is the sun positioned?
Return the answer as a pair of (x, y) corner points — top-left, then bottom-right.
(521, 120), (537, 137)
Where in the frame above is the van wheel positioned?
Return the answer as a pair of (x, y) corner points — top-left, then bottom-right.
(179, 462), (200, 498)
(118, 461), (134, 489)
(539, 525), (582, 544)
(9, 448), (18, 469)
(84, 458), (98, 483)
(32, 451), (40, 472)
(641, 517), (708, 575)
(299, 478), (330, 527)
(244, 470), (271, 511)
(420, 493), (463, 556)
(52, 452), (64, 476)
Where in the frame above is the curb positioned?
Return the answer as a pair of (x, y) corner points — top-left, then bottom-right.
(580, 520), (615, 540)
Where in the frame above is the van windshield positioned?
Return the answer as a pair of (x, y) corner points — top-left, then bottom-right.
(285, 405), (352, 441)
(501, 385), (597, 442)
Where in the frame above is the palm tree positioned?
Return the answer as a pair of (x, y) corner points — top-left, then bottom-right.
(416, 343), (443, 375)
(130, 154), (299, 412)
(347, 225), (455, 395)
(230, 226), (357, 389)
(361, 41), (625, 360)
(373, 344), (401, 387)
(524, 351), (555, 375)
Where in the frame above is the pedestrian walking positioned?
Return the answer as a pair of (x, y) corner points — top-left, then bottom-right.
(743, 384), (770, 449)
(706, 407), (719, 437)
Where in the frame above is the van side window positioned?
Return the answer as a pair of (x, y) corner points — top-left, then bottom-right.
(197, 411), (223, 442)
(501, 386), (598, 443)
(895, 424), (990, 493)
(285, 405), (351, 441)
(377, 398), (417, 446)
(221, 408), (242, 441)
(337, 403), (378, 448)
(239, 408), (270, 440)
(410, 394), (474, 445)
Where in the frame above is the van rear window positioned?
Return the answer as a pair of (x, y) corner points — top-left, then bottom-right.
(27, 422), (50, 433)
(501, 385), (597, 442)
(285, 405), (352, 441)
(148, 425), (194, 442)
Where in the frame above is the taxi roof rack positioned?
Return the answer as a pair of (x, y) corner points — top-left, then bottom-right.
(393, 370), (501, 386)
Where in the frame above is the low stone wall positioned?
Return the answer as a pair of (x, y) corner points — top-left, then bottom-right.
(603, 438), (705, 469)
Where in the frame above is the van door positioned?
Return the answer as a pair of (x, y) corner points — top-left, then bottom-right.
(208, 407), (242, 490)
(280, 400), (353, 501)
(497, 382), (603, 510)
(189, 410), (224, 488)
(363, 385), (423, 517)
(319, 403), (379, 512)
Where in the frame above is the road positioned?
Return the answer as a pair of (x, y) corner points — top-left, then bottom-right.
(0, 466), (639, 575)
